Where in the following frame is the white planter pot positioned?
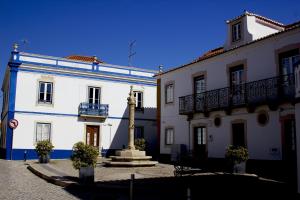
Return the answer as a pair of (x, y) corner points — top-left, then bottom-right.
(79, 166), (94, 184)
(233, 162), (246, 173)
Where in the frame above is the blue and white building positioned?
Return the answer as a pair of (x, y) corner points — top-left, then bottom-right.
(0, 46), (158, 160)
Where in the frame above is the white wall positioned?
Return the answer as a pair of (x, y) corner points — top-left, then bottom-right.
(12, 69), (157, 152)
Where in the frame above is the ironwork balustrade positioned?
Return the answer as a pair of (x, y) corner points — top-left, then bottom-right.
(179, 74), (295, 115)
(78, 103), (109, 117)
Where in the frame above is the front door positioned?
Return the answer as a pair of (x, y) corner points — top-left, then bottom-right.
(86, 125), (100, 148)
(193, 127), (207, 160)
(232, 122), (246, 147)
(281, 117), (297, 187)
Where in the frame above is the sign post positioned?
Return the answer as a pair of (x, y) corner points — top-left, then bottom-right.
(8, 119), (18, 160)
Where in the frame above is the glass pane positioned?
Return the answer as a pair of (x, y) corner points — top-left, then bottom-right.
(202, 128), (206, 145)
(87, 132), (90, 145)
(89, 88), (93, 99)
(42, 124), (50, 141)
(94, 133), (97, 146)
(46, 93), (51, 102)
(95, 88), (99, 102)
(39, 92), (44, 101)
(36, 124), (42, 142)
(47, 83), (52, 93)
(39, 82), (45, 93)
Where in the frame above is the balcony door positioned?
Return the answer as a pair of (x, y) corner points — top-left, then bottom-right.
(230, 65), (245, 106)
(193, 127), (207, 160)
(194, 75), (206, 111)
(86, 125), (100, 149)
(279, 50), (299, 98)
(88, 87), (101, 112)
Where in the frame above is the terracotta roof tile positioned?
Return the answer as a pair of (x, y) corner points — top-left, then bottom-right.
(194, 47), (224, 62)
(65, 55), (104, 63)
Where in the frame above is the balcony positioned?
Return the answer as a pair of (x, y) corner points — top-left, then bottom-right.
(179, 74), (295, 115)
(78, 103), (109, 118)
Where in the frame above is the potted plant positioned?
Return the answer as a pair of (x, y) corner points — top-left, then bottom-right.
(35, 140), (54, 163)
(134, 138), (146, 151)
(71, 142), (99, 184)
(225, 145), (249, 173)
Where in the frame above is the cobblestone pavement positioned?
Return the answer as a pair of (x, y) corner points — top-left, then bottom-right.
(0, 159), (83, 200)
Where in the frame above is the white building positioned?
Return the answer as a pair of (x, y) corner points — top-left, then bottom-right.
(157, 11), (300, 184)
(1, 48), (158, 160)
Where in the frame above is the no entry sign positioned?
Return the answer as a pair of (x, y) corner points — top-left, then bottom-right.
(8, 119), (18, 129)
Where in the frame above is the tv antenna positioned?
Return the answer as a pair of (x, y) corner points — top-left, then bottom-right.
(128, 40), (136, 67)
(20, 39), (29, 52)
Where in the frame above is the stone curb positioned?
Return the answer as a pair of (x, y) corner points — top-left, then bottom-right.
(27, 165), (77, 187)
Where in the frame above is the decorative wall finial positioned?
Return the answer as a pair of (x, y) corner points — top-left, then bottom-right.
(93, 55), (98, 63)
(13, 43), (19, 52)
(159, 65), (163, 73)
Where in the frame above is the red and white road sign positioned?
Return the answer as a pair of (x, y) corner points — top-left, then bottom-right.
(8, 119), (18, 129)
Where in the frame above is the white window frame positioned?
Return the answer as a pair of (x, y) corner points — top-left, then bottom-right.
(165, 128), (174, 145)
(134, 91), (143, 110)
(38, 82), (53, 104)
(165, 83), (174, 104)
(232, 22), (241, 42)
(88, 87), (101, 105)
(35, 122), (51, 142)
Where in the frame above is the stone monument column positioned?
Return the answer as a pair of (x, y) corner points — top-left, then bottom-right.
(105, 86), (157, 167)
(127, 86), (136, 150)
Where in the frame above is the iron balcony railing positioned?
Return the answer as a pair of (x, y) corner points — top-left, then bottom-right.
(78, 103), (109, 117)
(179, 74), (295, 115)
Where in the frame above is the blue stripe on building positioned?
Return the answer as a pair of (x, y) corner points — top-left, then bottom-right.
(12, 149), (73, 160)
(14, 110), (157, 121)
(6, 60), (21, 160)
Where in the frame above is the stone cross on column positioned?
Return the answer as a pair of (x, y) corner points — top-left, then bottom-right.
(127, 86), (136, 150)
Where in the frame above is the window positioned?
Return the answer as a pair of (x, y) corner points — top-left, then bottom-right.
(165, 128), (174, 145)
(36, 123), (51, 142)
(134, 91), (143, 110)
(230, 65), (244, 86)
(134, 126), (144, 139)
(38, 82), (53, 103)
(88, 87), (101, 105)
(232, 22), (241, 42)
(279, 50), (299, 76)
(165, 84), (174, 104)
(194, 76), (206, 94)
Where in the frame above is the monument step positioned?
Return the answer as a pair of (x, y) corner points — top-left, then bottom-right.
(105, 160), (158, 167)
(110, 156), (153, 161)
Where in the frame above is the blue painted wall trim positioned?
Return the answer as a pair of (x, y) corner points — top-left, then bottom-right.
(18, 67), (157, 86)
(20, 60), (156, 81)
(12, 149), (73, 160)
(6, 60), (21, 160)
(18, 53), (157, 73)
(15, 110), (157, 121)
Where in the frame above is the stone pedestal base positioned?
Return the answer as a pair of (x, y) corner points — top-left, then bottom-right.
(105, 149), (158, 167)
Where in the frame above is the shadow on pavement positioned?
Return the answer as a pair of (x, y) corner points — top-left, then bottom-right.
(62, 174), (299, 200)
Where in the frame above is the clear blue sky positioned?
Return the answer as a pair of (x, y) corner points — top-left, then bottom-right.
(0, 0), (300, 108)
